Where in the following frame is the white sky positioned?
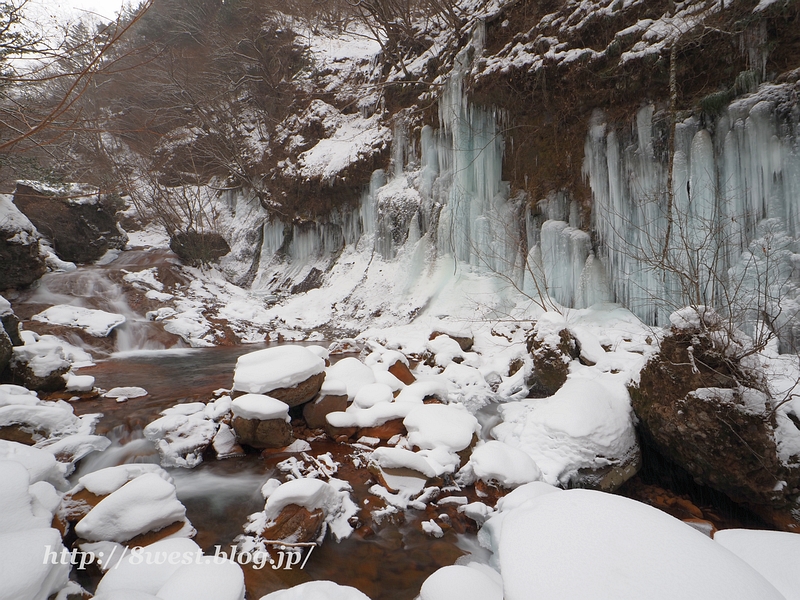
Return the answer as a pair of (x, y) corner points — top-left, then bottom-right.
(63, 0), (129, 21)
(30, 0), (130, 24)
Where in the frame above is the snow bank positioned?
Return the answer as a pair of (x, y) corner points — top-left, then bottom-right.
(494, 489), (784, 600)
(0, 528), (70, 600)
(32, 305), (126, 337)
(462, 440), (541, 488)
(326, 357), (376, 399)
(668, 305), (723, 331)
(259, 580), (371, 600)
(715, 529), (800, 600)
(419, 565), (503, 600)
(233, 346), (325, 394)
(492, 378), (637, 486)
(403, 403), (479, 452)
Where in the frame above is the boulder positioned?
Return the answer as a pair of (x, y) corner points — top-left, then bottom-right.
(232, 416), (293, 449)
(260, 504), (325, 544)
(231, 394), (294, 449)
(12, 182), (126, 264)
(8, 345), (70, 392)
(526, 319), (579, 396)
(232, 346), (326, 407)
(430, 330), (473, 352)
(388, 359), (415, 385)
(0, 326), (11, 377)
(58, 466), (194, 545)
(629, 314), (800, 531)
(303, 393), (348, 430)
(1, 313), (23, 347)
(570, 449), (642, 492)
(169, 230), (230, 266)
(359, 418), (407, 441)
(267, 372), (326, 407)
(0, 195), (46, 290)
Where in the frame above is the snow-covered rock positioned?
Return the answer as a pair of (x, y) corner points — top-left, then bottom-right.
(403, 403), (479, 453)
(231, 394), (290, 421)
(325, 357), (376, 400)
(0, 528), (70, 600)
(460, 440), (541, 488)
(233, 346), (325, 406)
(259, 580), (371, 600)
(0, 440), (68, 487)
(230, 394), (293, 449)
(419, 565), (502, 600)
(492, 489), (784, 600)
(492, 378), (638, 488)
(715, 529), (800, 600)
(32, 305), (126, 337)
(242, 477), (359, 547)
(74, 472), (192, 543)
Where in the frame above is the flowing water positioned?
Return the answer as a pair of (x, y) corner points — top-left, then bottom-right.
(67, 347), (468, 600)
(9, 254), (470, 599)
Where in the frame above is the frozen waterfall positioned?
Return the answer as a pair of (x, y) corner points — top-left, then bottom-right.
(585, 87), (800, 342)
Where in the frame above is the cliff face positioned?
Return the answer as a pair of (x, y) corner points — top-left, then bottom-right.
(205, 0), (799, 340)
(60, 0), (795, 338)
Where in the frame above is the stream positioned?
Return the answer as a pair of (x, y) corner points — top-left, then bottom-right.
(71, 348), (469, 599)
(10, 253), (471, 599)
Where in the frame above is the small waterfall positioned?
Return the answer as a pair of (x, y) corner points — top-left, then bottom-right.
(16, 254), (172, 354)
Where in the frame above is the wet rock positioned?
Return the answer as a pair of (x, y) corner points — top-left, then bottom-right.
(0, 196), (47, 290)
(8, 345), (70, 392)
(13, 183), (126, 264)
(265, 371), (326, 407)
(0, 297), (24, 347)
(388, 359), (415, 385)
(569, 447), (642, 492)
(261, 504), (325, 544)
(303, 393), (348, 430)
(359, 418), (406, 441)
(526, 319), (579, 396)
(324, 418), (358, 442)
(169, 230), (230, 265)
(232, 416), (293, 449)
(231, 394), (294, 449)
(0, 424), (36, 445)
(0, 326), (11, 376)
(629, 316), (800, 531)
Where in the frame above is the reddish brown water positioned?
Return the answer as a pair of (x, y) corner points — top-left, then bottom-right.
(9, 249), (474, 599)
(67, 347), (470, 600)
